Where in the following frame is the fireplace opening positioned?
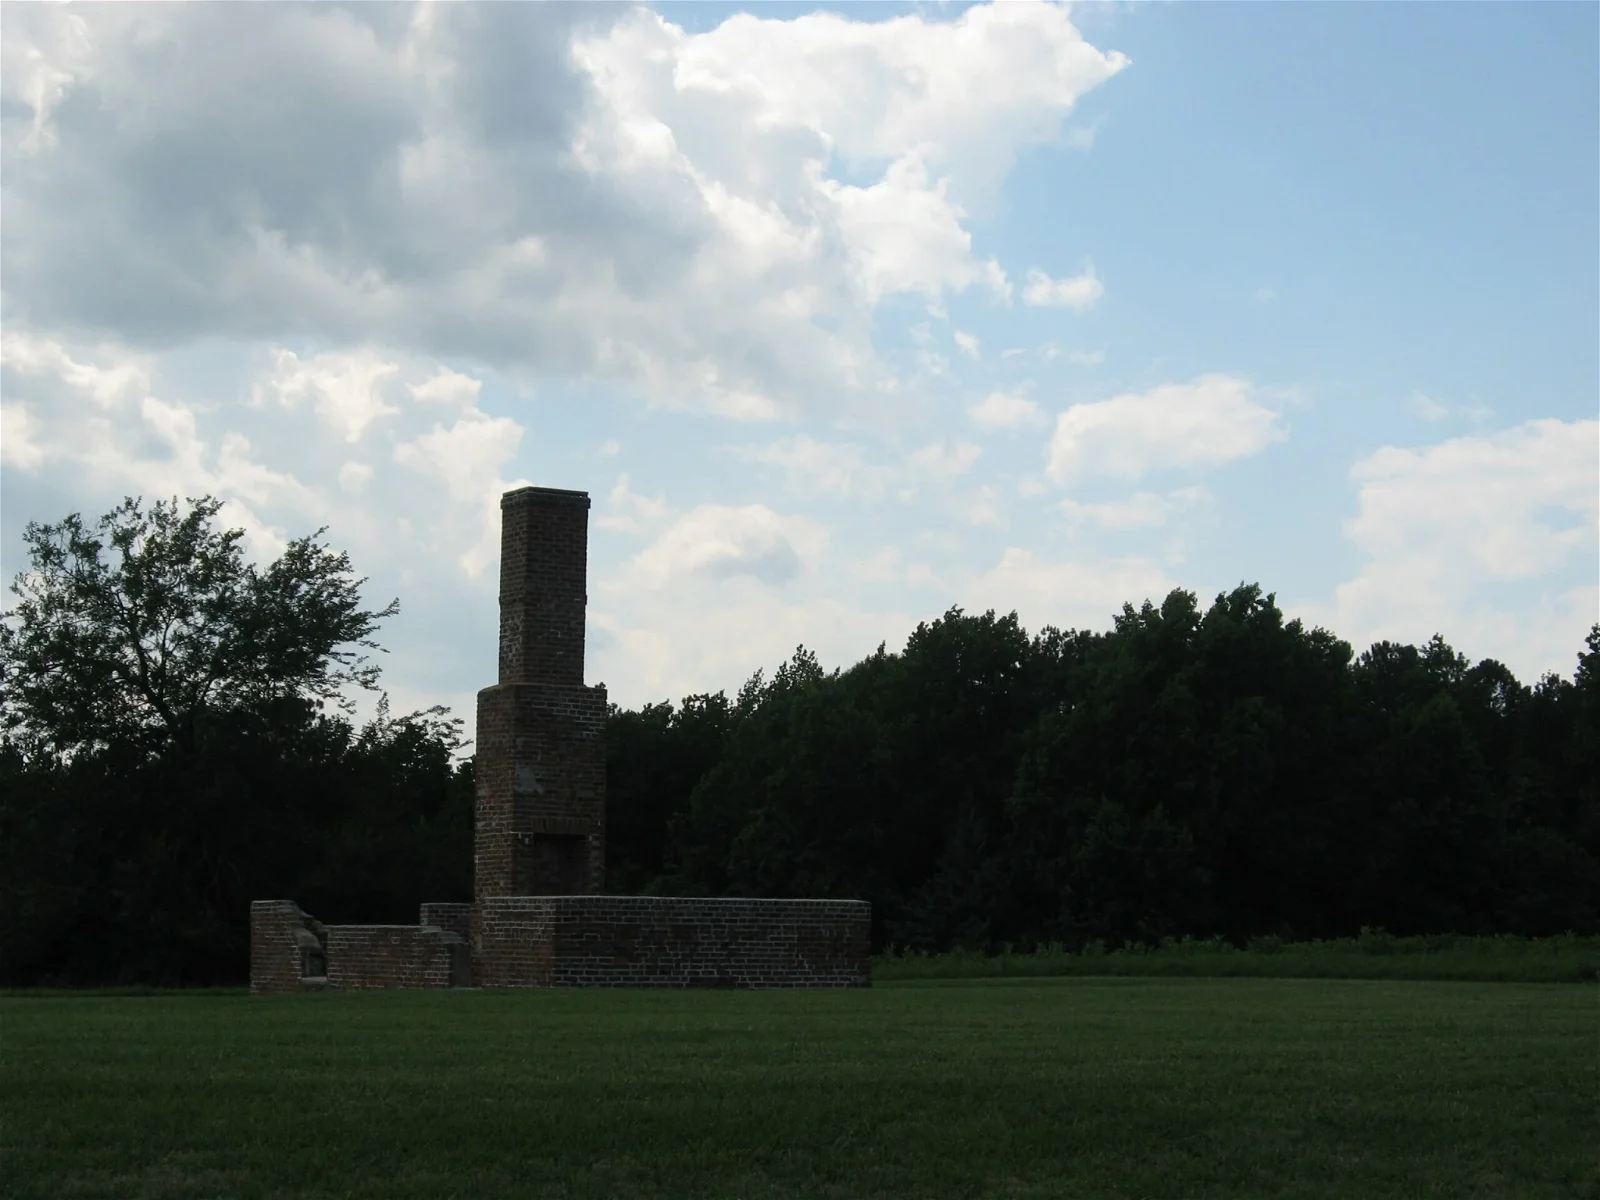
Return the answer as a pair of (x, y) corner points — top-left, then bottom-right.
(513, 832), (589, 895)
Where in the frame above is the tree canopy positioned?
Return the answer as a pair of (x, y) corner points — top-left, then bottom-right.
(612, 591), (1599, 952)
(1, 496), (396, 757)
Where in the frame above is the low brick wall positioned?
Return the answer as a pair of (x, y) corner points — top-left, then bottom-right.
(475, 896), (871, 989)
(251, 900), (468, 993)
(419, 902), (473, 943)
(324, 925), (469, 990)
(256, 896), (869, 991)
(251, 899), (328, 995)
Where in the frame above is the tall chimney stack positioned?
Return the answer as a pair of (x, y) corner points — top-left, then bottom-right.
(473, 488), (607, 915)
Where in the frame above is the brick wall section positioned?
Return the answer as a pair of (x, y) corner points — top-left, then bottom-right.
(251, 900), (321, 995)
(473, 898), (555, 987)
(420, 902), (473, 942)
(324, 925), (468, 990)
(475, 896), (872, 989)
(251, 902), (467, 992)
(475, 682), (606, 898)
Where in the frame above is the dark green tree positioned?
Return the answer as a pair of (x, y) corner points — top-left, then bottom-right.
(0, 496), (469, 985)
(628, 594), (1597, 952)
(0, 495), (396, 757)
(605, 692), (733, 893)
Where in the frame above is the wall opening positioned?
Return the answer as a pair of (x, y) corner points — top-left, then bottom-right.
(448, 940), (472, 987)
(514, 833), (588, 894)
(295, 925), (327, 984)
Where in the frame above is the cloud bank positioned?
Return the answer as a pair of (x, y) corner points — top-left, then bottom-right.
(2, 1), (1127, 420)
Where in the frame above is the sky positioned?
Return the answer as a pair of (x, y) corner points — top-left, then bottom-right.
(2, 0), (1596, 726)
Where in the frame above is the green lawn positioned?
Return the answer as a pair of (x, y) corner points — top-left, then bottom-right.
(3, 978), (1594, 1199)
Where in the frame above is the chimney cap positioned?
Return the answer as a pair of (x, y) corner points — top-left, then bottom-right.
(501, 486), (589, 507)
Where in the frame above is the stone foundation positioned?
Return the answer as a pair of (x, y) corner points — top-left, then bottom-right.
(475, 896), (871, 989)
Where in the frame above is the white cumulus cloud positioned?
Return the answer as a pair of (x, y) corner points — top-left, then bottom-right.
(1314, 417), (1599, 682)
(596, 473), (670, 535)
(0, 332), (309, 559)
(254, 348), (400, 444)
(627, 504), (829, 589)
(393, 409), (522, 505)
(911, 440), (983, 481)
(1058, 487), (1210, 532)
(0, 402), (45, 469)
(392, 399), (524, 577)
(409, 368), (484, 407)
(1023, 263), (1104, 310)
(1344, 419), (1597, 583)
(969, 388), (1046, 430)
(964, 547), (1177, 633)
(1047, 374), (1287, 483)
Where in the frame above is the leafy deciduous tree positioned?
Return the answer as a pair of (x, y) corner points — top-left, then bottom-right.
(0, 495), (396, 757)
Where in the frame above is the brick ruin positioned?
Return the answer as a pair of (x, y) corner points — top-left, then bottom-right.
(251, 486), (871, 993)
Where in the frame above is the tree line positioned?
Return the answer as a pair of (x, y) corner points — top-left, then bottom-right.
(611, 598), (1597, 952)
(2, 498), (1595, 984)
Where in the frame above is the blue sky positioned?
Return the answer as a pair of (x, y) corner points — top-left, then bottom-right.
(2, 1), (1595, 721)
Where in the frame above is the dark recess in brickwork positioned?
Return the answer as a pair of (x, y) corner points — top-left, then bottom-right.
(250, 486), (870, 993)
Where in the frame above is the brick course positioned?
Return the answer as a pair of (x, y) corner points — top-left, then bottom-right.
(475, 896), (871, 989)
(419, 902), (473, 942)
(326, 925), (468, 990)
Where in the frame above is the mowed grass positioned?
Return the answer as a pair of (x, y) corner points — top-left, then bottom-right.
(3, 978), (1594, 1200)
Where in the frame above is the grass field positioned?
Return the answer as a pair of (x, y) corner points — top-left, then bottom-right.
(4, 978), (1594, 1200)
